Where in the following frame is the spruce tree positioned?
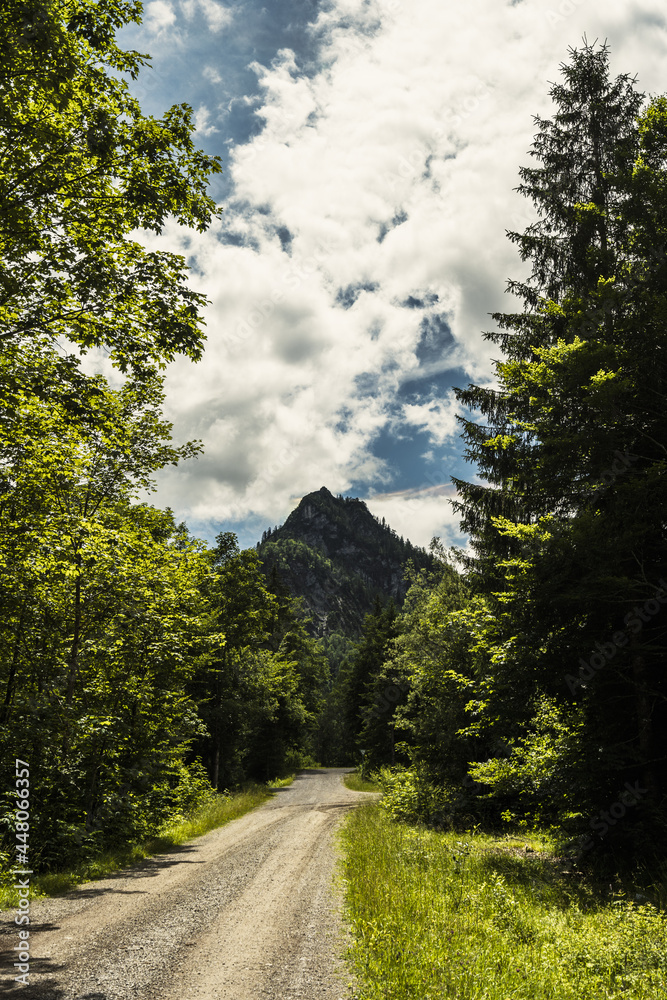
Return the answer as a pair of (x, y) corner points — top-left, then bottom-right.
(344, 598), (399, 766)
(453, 41), (644, 568)
(451, 42), (667, 846)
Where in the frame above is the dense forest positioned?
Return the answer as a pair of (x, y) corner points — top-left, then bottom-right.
(0, 0), (664, 886)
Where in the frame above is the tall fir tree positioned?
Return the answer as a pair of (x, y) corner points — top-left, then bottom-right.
(453, 42), (644, 569)
(450, 42), (667, 849)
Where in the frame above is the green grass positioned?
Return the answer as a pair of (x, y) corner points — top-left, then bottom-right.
(344, 770), (381, 793)
(0, 782), (283, 910)
(267, 774), (296, 788)
(339, 804), (667, 999)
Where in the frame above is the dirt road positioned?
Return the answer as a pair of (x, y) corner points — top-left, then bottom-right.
(0, 768), (372, 998)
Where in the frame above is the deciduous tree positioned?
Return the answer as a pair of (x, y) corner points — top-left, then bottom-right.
(0, 0), (221, 377)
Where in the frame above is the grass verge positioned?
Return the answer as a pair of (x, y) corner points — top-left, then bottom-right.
(344, 770), (381, 793)
(1, 780), (289, 910)
(339, 803), (667, 999)
(267, 774), (295, 788)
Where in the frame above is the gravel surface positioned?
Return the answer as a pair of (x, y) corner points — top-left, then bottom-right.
(0, 769), (374, 998)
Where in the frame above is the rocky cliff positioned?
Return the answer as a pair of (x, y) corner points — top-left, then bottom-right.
(256, 487), (435, 636)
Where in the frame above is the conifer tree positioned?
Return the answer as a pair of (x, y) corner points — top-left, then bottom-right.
(344, 598), (399, 765)
(453, 41), (644, 570)
(450, 42), (667, 843)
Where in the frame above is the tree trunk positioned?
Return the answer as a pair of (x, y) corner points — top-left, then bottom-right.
(2, 601), (26, 723)
(66, 558), (82, 706)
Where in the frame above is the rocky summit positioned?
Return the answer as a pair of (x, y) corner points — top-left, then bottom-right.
(256, 487), (436, 636)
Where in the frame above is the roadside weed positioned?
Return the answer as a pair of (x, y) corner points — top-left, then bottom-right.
(345, 770), (382, 793)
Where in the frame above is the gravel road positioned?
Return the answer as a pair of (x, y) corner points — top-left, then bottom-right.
(0, 768), (373, 998)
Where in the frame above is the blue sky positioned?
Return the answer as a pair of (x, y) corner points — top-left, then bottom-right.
(117, 0), (667, 549)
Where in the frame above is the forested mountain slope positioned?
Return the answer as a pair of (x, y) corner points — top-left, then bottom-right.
(256, 487), (436, 636)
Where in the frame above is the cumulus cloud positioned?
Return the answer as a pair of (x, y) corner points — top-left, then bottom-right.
(193, 105), (219, 137)
(203, 65), (223, 84)
(364, 485), (463, 550)
(181, 0), (233, 31)
(400, 396), (463, 447)
(198, 0), (233, 32)
(142, 0), (667, 545)
(145, 0), (176, 33)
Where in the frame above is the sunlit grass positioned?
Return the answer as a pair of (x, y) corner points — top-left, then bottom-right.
(340, 804), (667, 999)
(155, 783), (275, 845)
(344, 769), (382, 793)
(267, 774), (295, 788)
(0, 782), (280, 910)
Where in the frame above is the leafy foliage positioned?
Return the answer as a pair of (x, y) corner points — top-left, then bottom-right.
(191, 534), (329, 788)
(0, 1), (321, 878)
(0, 366), (217, 866)
(448, 43), (667, 849)
(0, 0), (221, 377)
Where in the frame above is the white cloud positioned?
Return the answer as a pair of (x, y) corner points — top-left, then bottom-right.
(147, 0), (667, 545)
(193, 105), (219, 137)
(145, 0), (176, 33)
(364, 486), (463, 550)
(181, 0), (233, 31)
(401, 397), (463, 448)
(203, 66), (223, 84)
(199, 0), (233, 31)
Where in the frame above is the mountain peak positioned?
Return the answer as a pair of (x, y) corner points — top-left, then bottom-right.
(257, 490), (436, 636)
(301, 486), (339, 505)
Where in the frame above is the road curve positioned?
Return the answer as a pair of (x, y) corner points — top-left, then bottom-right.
(0, 768), (372, 998)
